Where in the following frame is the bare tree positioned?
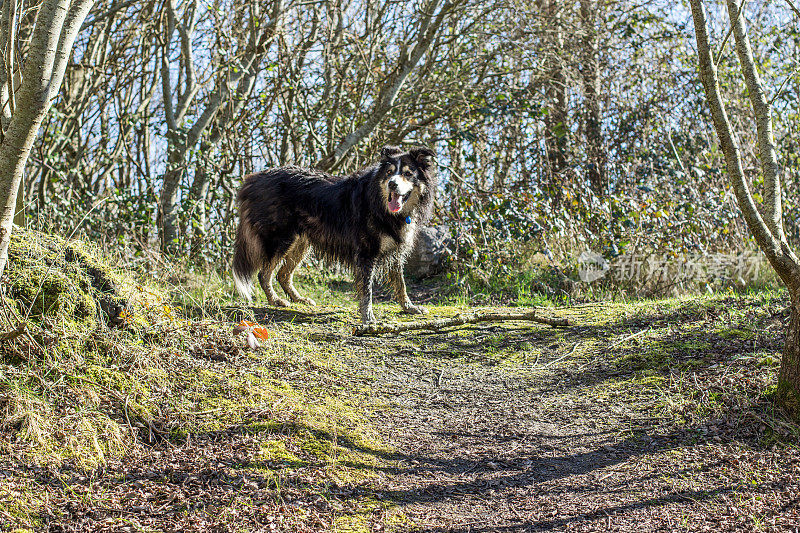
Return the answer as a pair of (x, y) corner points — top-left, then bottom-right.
(184, 0), (289, 252)
(157, 0), (284, 253)
(0, 0), (95, 278)
(315, 0), (466, 172)
(689, 0), (800, 418)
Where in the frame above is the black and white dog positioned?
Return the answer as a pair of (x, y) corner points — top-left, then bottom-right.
(232, 145), (436, 323)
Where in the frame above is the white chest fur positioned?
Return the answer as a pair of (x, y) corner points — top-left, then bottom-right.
(380, 220), (417, 253)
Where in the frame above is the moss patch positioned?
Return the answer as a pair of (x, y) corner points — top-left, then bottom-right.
(4, 228), (127, 334)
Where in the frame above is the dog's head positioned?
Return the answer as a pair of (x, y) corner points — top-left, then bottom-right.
(377, 145), (436, 217)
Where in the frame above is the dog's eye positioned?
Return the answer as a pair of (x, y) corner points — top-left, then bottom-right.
(403, 170), (413, 178)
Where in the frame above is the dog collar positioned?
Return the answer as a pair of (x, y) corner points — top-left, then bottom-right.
(405, 216), (412, 224)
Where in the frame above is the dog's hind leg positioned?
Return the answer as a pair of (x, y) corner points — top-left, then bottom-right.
(258, 254), (290, 307)
(232, 216), (262, 301)
(389, 264), (426, 315)
(257, 237), (296, 307)
(277, 237), (316, 306)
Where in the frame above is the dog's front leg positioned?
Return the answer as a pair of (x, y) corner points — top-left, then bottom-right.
(389, 265), (426, 315)
(355, 256), (377, 323)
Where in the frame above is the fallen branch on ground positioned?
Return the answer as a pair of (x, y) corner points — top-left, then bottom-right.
(353, 310), (570, 336)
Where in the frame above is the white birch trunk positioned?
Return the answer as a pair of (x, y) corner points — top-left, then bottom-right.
(0, 0), (94, 277)
(688, 0), (800, 419)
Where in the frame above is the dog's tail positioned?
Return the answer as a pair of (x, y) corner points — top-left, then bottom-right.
(232, 215), (261, 301)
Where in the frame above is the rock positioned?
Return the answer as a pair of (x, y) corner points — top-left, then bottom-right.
(406, 225), (451, 278)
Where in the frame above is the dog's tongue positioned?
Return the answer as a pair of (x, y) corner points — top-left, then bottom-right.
(389, 192), (403, 213)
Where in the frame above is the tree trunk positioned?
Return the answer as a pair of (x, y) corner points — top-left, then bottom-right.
(158, 143), (185, 253)
(580, 0), (606, 197)
(538, 0), (569, 208)
(188, 147), (212, 254)
(689, 0), (800, 420)
(544, 73), (568, 208)
(0, 0), (94, 278)
(778, 296), (800, 419)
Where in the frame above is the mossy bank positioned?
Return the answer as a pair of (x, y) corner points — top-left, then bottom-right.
(0, 228), (397, 531)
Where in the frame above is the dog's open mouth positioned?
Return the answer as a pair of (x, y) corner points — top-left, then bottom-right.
(388, 191), (410, 213)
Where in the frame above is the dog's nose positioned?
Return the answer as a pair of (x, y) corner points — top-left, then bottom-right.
(388, 180), (398, 191)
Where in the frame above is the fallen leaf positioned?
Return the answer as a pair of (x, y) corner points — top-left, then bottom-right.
(234, 320), (257, 334)
(234, 320), (269, 342)
(252, 326), (269, 340)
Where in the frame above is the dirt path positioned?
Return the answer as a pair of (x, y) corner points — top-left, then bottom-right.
(343, 300), (800, 532)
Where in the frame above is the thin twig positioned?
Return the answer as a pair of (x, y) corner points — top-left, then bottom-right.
(784, 0), (800, 18)
(715, 0), (748, 69)
(769, 64), (800, 106)
(608, 327), (651, 349)
(65, 372), (170, 444)
(540, 342), (581, 369)
(668, 130), (689, 177)
(435, 368), (445, 387)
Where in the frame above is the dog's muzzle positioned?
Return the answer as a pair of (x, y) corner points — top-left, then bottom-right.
(387, 178), (412, 213)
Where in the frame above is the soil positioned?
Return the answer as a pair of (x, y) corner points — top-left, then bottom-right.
(361, 328), (800, 532)
(345, 295), (800, 531)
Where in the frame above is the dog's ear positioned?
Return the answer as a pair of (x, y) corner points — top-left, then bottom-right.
(409, 147), (435, 169)
(381, 145), (403, 160)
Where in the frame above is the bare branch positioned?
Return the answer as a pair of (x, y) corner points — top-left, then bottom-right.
(715, 0), (746, 69)
(316, 0), (466, 171)
(353, 310), (570, 336)
(160, 0), (177, 130)
(784, 0), (800, 18)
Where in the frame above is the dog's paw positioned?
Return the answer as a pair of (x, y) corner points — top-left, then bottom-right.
(269, 297), (290, 308)
(403, 304), (427, 315)
(297, 297), (317, 306)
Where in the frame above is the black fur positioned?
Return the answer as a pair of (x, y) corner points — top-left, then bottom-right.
(233, 145), (436, 323)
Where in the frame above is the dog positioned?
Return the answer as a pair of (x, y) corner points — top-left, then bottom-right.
(232, 145), (436, 323)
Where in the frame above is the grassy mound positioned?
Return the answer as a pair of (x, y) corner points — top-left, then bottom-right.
(0, 228), (172, 465)
(0, 228), (400, 530)
(0, 229), (386, 478)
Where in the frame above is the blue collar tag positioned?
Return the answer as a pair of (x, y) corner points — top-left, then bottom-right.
(405, 216), (412, 224)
